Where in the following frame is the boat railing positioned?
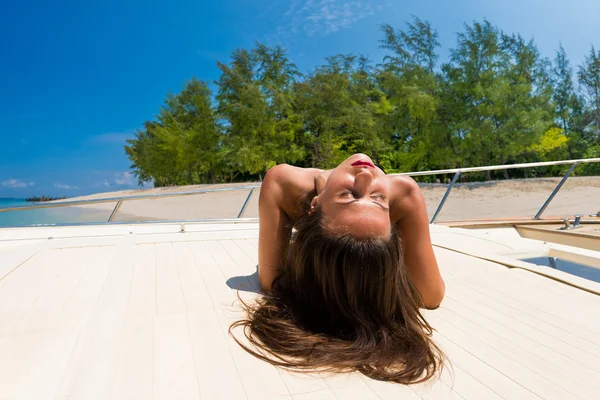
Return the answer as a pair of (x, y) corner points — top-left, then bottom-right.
(1, 158), (599, 227)
(397, 158), (600, 223)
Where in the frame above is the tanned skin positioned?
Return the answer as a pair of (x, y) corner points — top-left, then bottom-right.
(258, 154), (445, 309)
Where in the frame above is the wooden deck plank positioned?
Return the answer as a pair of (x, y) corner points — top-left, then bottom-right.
(0, 248), (68, 334)
(205, 240), (293, 400)
(459, 269), (600, 339)
(155, 242), (186, 315)
(2, 223), (600, 400)
(431, 316), (579, 400)
(441, 278), (600, 372)
(111, 317), (153, 400)
(186, 311), (248, 400)
(358, 375), (423, 400)
(205, 241), (251, 285)
(14, 247), (101, 334)
(219, 240), (258, 276)
(275, 370), (338, 400)
(434, 241), (600, 331)
(231, 239), (259, 264)
(437, 364), (504, 400)
(55, 236), (136, 400)
(0, 239), (50, 280)
(7, 243), (123, 400)
(436, 243), (600, 310)
(1, 247), (110, 399)
(442, 277), (600, 368)
(507, 267), (600, 309)
(246, 238), (258, 249)
(321, 374), (381, 400)
(1, 245), (114, 400)
(432, 334), (542, 400)
(110, 244), (155, 400)
(172, 241), (214, 312)
(190, 241), (291, 400)
(436, 248), (600, 352)
(153, 314), (202, 400)
(429, 310), (597, 399)
(410, 381), (466, 400)
(175, 241), (247, 400)
(121, 243), (156, 320)
(439, 297), (600, 388)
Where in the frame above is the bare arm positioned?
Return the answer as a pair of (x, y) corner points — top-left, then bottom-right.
(392, 177), (445, 309)
(257, 164), (321, 292)
(258, 166), (293, 293)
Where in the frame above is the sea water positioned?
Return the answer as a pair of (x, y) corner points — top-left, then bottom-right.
(0, 198), (111, 228)
(521, 256), (600, 284)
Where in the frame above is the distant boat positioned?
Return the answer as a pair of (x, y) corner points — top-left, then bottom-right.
(25, 195), (68, 202)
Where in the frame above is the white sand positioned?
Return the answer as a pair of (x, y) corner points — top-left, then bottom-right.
(54, 176), (600, 222)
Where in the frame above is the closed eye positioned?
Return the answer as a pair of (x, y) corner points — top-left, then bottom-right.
(337, 190), (388, 210)
(340, 190), (386, 200)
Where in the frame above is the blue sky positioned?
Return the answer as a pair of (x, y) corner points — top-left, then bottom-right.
(1, 0), (598, 197)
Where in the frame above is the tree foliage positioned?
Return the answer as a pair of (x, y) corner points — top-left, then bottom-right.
(125, 19), (600, 186)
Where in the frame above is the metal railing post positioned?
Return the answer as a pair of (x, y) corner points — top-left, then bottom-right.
(533, 162), (579, 220)
(108, 200), (123, 223)
(430, 172), (461, 224)
(237, 188), (255, 219)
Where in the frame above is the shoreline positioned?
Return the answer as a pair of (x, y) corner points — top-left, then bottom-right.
(47, 176), (600, 222)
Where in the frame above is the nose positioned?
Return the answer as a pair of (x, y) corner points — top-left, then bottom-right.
(354, 170), (373, 197)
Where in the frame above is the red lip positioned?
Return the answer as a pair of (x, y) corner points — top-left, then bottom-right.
(351, 160), (375, 168)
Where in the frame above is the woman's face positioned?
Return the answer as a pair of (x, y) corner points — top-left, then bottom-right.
(314, 154), (391, 238)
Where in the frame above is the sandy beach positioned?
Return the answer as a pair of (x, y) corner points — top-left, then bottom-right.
(53, 176), (600, 223)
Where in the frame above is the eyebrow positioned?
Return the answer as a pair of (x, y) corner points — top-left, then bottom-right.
(337, 199), (389, 211)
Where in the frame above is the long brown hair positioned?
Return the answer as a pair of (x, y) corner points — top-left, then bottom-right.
(230, 198), (444, 384)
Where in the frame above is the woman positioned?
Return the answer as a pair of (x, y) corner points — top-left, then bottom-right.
(231, 153), (445, 384)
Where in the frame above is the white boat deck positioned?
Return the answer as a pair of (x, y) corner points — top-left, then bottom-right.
(1, 222), (599, 399)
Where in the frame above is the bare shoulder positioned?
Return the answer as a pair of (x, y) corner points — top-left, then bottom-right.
(263, 163), (293, 182)
(262, 164), (322, 218)
(388, 175), (425, 222)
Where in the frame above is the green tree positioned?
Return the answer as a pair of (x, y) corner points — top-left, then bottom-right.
(216, 44), (304, 180)
(552, 44), (586, 158)
(125, 18), (597, 185)
(577, 46), (600, 174)
(443, 21), (553, 179)
(578, 46), (600, 137)
(378, 17), (456, 174)
(294, 55), (391, 168)
(125, 79), (222, 185)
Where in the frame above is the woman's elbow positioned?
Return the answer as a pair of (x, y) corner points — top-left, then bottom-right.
(422, 279), (446, 310)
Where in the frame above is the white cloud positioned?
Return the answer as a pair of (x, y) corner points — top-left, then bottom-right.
(279, 0), (384, 37)
(54, 183), (79, 190)
(95, 171), (152, 190)
(113, 171), (135, 186)
(1, 179), (34, 188)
